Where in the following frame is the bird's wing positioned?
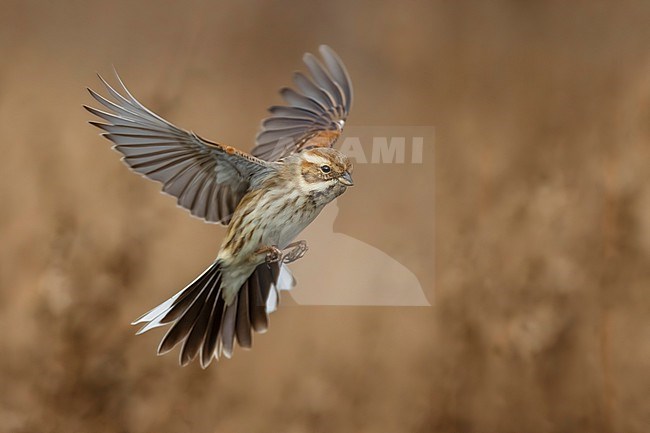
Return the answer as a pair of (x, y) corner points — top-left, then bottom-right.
(251, 45), (353, 161)
(85, 73), (275, 225)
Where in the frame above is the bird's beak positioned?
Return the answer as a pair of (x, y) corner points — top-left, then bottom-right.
(338, 171), (354, 186)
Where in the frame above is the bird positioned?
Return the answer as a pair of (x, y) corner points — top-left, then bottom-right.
(84, 45), (354, 367)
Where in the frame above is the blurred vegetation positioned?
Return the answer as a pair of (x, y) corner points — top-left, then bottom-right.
(1, 1), (649, 432)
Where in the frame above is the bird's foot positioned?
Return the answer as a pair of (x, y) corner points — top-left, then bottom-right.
(259, 245), (283, 264)
(258, 241), (308, 265)
(282, 240), (308, 264)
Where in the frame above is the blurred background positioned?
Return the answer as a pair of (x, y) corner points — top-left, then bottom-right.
(1, 1), (650, 432)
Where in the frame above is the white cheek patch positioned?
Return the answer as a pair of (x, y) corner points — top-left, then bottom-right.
(298, 175), (330, 193)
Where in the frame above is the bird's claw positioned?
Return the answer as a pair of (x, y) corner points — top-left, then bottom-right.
(261, 241), (308, 265)
(264, 246), (283, 264)
(282, 240), (308, 264)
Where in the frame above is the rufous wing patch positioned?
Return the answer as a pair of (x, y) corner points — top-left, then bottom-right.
(300, 130), (341, 150)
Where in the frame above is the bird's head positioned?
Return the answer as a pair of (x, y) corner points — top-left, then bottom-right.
(293, 147), (354, 201)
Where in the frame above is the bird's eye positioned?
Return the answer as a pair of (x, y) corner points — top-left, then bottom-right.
(320, 165), (331, 173)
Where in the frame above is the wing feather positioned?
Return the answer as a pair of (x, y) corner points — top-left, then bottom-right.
(252, 45), (353, 161)
(85, 73), (276, 224)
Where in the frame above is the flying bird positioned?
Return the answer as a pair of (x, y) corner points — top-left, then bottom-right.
(85, 46), (354, 367)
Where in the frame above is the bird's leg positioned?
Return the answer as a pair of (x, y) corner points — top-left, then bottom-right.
(281, 240), (309, 264)
(257, 241), (308, 265)
(257, 245), (283, 264)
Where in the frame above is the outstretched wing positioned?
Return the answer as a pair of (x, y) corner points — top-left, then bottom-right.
(85, 73), (275, 225)
(251, 45), (353, 161)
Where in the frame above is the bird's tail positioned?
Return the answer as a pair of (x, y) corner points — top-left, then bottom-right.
(132, 260), (295, 368)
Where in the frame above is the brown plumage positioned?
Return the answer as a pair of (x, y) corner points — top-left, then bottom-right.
(85, 46), (354, 367)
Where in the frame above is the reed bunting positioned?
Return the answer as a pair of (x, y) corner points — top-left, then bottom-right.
(85, 46), (354, 367)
